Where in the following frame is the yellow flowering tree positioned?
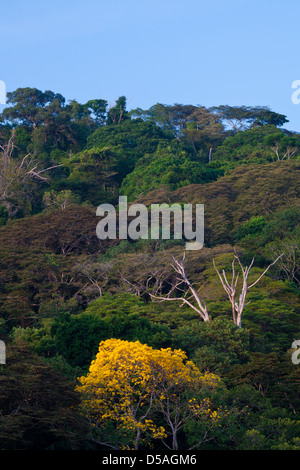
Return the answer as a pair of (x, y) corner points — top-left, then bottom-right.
(76, 339), (222, 450)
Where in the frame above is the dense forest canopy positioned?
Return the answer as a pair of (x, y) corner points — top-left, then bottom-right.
(0, 87), (299, 450)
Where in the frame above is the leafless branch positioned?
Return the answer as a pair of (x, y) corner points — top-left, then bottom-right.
(150, 252), (209, 322)
(213, 251), (284, 328)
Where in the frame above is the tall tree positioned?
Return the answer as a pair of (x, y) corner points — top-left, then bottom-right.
(76, 338), (221, 450)
(150, 253), (210, 323)
(213, 252), (284, 328)
(107, 96), (129, 125)
(0, 88), (65, 128)
(210, 105), (288, 132)
(85, 99), (108, 126)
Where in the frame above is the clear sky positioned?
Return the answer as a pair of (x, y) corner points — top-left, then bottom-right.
(0, 0), (299, 131)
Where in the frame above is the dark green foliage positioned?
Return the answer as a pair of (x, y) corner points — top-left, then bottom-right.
(0, 204), (8, 226)
(242, 298), (300, 353)
(0, 343), (89, 449)
(51, 306), (173, 368)
(51, 312), (112, 368)
(227, 352), (300, 414)
(173, 316), (251, 375)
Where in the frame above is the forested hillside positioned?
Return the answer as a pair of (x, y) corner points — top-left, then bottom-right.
(0, 88), (299, 450)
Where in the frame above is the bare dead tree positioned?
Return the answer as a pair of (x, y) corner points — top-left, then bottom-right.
(148, 250), (284, 328)
(150, 252), (210, 322)
(213, 252), (284, 328)
(0, 133), (62, 215)
(269, 143), (298, 161)
(0, 131), (16, 171)
(25, 162), (63, 181)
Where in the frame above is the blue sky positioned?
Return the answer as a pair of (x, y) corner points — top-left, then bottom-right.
(0, 0), (299, 131)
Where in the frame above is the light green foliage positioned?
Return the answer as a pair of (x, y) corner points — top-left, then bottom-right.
(120, 146), (222, 200)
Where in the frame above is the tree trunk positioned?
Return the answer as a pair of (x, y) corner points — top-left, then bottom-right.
(135, 427), (141, 450)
